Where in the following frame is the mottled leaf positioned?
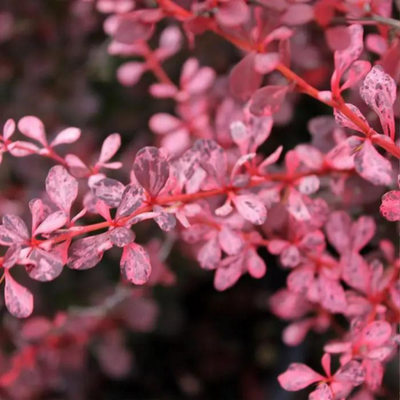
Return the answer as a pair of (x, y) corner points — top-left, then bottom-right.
(120, 243), (151, 284)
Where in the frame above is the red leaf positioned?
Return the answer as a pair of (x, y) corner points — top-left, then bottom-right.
(229, 53), (262, 101)
(278, 363), (323, 391)
(249, 85), (288, 117)
(120, 243), (151, 285)
(133, 147), (169, 197)
(4, 271), (34, 318)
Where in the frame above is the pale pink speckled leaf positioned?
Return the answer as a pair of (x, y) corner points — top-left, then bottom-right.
(218, 226), (244, 256)
(4, 271), (34, 318)
(198, 236), (221, 270)
(354, 139), (393, 186)
(99, 133), (121, 164)
(229, 53), (262, 101)
(18, 116), (47, 146)
(280, 245), (300, 268)
(2, 215), (29, 243)
(149, 113), (182, 135)
(278, 363), (323, 391)
(153, 206), (176, 232)
(110, 227), (135, 248)
(334, 104), (368, 133)
(216, 0), (250, 27)
(340, 251), (370, 293)
(325, 136), (361, 170)
(360, 65), (396, 139)
(335, 360), (365, 386)
(214, 255), (244, 291)
(26, 248), (64, 282)
(318, 274), (347, 313)
(34, 210), (67, 236)
(325, 211), (351, 254)
(281, 4), (314, 26)
(92, 178), (125, 208)
(245, 247), (266, 278)
(2, 244), (20, 269)
(120, 243), (151, 285)
(232, 194), (267, 225)
(309, 383), (333, 400)
(29, 199), (51, 233)
(257, 146), (283, 173)
(286, 188), (311, 221)
(46, 166), (78, 214)
(340, 60), (371, 92)
(298, 175), (320, 195)
(50, 127), (81, 147)
(364, 359), (383, 392)
(68, 233), (111, 270)
(133, 147), (169, 197)
(361, 321), (391, 347)
(283, 319), (312, 346)
(116, 184), (144, 218)
(380, 189), (400, 221)
(287, 266), (314, 295)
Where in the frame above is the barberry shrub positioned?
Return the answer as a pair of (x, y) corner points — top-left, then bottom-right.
(0, 0), (399, 398)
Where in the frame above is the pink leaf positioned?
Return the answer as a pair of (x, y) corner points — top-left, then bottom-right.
(99, 133), (121, 164)
(214, 255), (243, 291)
(4, 271), (34, 318)
(3, 118), (15, 140)
(198, 236), (221, 270)
(26, 248), (64, 282)
(334, 104), (368, 133)
(283, 319), (312, 346)
(218, 226), (244, 255)
(363, 359), (383, 392)
(278, 363), (323, 391)
(325, 211), (351, 254)
(267, 239), (289, 254)
(229, 53), (262, 101)
(253, 53), (280, 74)
(351, 216), (375, 252)
(340, 60), (371, 92)
(113, 15), (154, 44)
(149, 113), (182, 135)
(68, 233), (111, 270)
(325, 136), (361, 170)
(116, 184), (144, 218)
(287, 266), (314, 295)
(335, 360), (365, 386)
(153, 206), (176, 231)
(117, 62), (145, 86)
(257, 146), (283, 173)
(46, 166), (78, 214)
(280, 245), (300, 268)
(8, 141), (39, 157)
(17, 116), (47, 146)
(2, 215), (29, 243)
(281, 4), (314, 26)
(65, 154), (90, 177)
(249, 85), (288, 117)
(120, 243), (151, 285)
(340, 251), (370, 293)
(185, 66), (216, 95)
(133, 147), (169, 198)
(361, 321), (391, 347)
(354, 139), (393, 186)
(318, 274), (347, 313)
(50, 127), (81, 147)
(380, 189), (400, 221)
(245, 247), (266, 278)
(286, 188), (311, 221)
(232, 194), (267, 225)
(298, 175), (320, 195)
(360, 65), (396, 139)
(92, 178), (125, 208)
(309, 383), (333, 400)
(110, 227), (135, 247)
(34, 210), (67, 235)
(29, 198), (51, 233)
(2, 245), (19, 270)
(216, 0), (250, 27)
